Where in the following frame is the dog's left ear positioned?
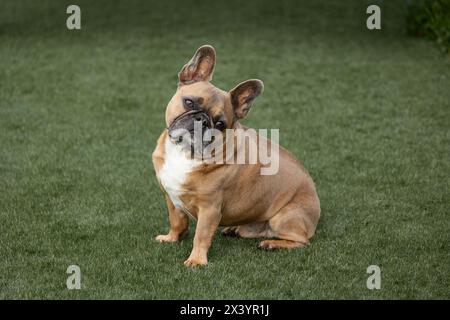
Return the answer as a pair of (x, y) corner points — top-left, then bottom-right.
(178, 45), (216, 85)
(229, 79), (264, 119)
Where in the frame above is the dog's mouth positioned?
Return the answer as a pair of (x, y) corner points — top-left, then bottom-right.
(167, 110), (215, 151)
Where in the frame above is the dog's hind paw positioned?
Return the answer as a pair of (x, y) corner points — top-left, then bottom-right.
(221, 227), (240, 238)
(257, 239), (308, 250)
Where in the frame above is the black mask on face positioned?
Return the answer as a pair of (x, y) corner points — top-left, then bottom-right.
(167, 109), (215, 159)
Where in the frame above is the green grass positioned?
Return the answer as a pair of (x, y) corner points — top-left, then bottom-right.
(0, 0), (449, 299)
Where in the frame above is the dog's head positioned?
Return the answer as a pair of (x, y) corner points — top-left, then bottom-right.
(165, 45), (263, 152)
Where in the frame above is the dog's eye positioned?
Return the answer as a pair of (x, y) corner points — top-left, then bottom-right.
(215, 121), (225, 130)
(184, 98), (194, 109)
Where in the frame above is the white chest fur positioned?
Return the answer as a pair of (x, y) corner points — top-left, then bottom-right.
(157, 138), (201, 209)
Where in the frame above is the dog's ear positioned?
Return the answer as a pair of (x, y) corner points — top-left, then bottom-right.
(229, 79), (264, 119)
(178, 45), (216, 85)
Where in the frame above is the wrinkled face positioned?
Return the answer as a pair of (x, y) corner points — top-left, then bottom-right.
(165, 45), (264, 155)
(165, 82), (234, 146)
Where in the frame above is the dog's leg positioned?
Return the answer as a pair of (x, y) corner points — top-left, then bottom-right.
(222, 221), (270, 238)
(184, 205), (221, 267)
(257, 203), (314, 250)
(155, 195), (189, 242)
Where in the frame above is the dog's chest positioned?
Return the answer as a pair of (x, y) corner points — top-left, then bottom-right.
(157, 139), (201, 209)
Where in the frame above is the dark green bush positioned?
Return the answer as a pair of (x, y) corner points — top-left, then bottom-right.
(406, 0), (450, 54)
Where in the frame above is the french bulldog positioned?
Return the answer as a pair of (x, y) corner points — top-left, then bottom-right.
(152, 45), (320, 267)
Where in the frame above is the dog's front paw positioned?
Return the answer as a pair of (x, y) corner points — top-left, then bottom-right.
(183, 256), (208, 267)
(155, 234), (178, 242)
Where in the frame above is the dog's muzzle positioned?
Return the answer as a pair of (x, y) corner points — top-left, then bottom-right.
(167, 109), (213, 144)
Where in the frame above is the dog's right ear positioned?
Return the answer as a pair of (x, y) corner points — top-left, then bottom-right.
(178, 45), (216, 85)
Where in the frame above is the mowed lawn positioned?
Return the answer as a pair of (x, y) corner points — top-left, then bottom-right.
(0, 0), (449, 299)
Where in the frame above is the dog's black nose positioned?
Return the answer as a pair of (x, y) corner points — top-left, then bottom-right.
(195, 116), (208, 127)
